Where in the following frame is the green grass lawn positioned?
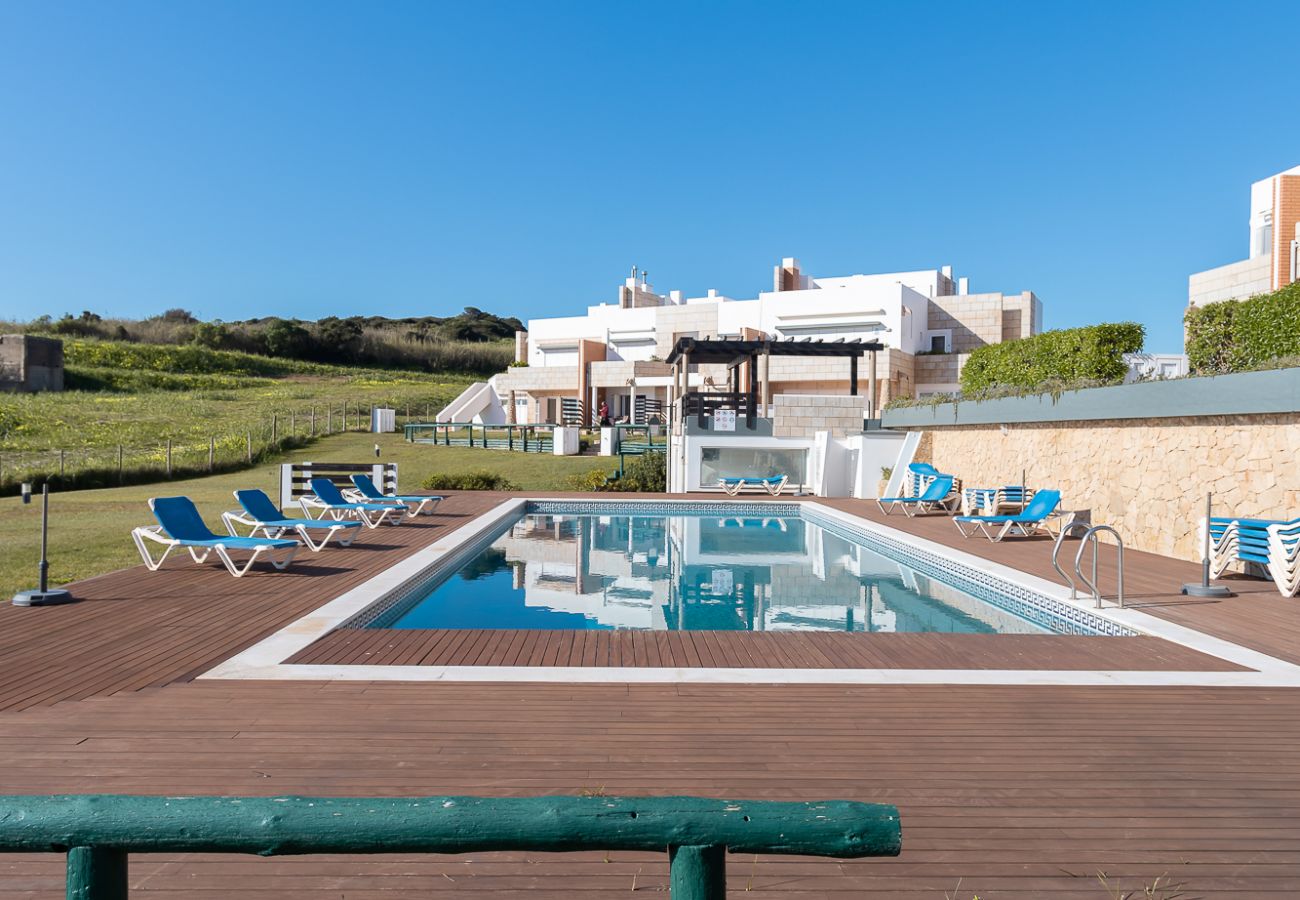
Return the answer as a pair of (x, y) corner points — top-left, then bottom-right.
(0, 371), (479, 490)
(0, 433), (618, 598)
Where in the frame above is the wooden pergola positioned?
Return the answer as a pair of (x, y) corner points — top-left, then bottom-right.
(665, 337), (884, 428)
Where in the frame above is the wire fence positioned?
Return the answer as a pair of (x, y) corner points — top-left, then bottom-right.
(0, 401), (442, 494)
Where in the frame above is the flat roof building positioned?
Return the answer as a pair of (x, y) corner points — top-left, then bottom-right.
(1188, 164), (1300, 311)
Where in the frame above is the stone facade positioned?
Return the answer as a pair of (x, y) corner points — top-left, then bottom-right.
(1187, 256), (1273, 309)
(926, 291), (1039, 354)
(772, 394), (866, 438)
(917, 413), (1300, 562)
(0, 335), (64, 392)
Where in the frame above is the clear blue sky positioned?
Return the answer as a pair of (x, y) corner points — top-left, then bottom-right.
(1, 1), (1298, 350)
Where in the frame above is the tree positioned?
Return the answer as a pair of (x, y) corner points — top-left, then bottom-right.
(260, 318), (311, 358)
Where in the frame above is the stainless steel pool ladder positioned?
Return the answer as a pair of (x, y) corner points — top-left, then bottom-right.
(1052, 522), (1125, 609)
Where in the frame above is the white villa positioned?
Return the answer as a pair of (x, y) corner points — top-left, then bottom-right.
(436, 257), (1043, 497)
(442, 257), (1041, 427)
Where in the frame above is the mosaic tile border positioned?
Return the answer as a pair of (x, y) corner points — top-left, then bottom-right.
(343, 499), (1132, 637)
(801, 507), (1135, 637)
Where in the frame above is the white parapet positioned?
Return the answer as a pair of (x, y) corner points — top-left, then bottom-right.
(552, 426), (580, 456)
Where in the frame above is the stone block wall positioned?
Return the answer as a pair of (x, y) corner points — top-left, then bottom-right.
(916, 413), (1300, 561)
(0, 335), (64, 392)
(772, 394), (866, 438)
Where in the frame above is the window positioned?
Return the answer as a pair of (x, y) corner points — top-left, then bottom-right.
(929, 335), (947, 353)
(699, 446), (808, 490)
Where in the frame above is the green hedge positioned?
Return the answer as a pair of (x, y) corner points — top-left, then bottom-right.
(1184, 282), (1300, 374)
(959, 323), (1144, 393)
(57, 338), (327, 377)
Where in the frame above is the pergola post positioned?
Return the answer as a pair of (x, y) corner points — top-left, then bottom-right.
(868, 349), (878, 419)
(849, 354), (859, 396)
(762, 342), (772, 416)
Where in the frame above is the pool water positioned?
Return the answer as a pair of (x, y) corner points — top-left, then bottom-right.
(375, 511), (1057, 634)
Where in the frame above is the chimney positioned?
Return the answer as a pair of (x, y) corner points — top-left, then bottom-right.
(958, 276), (969, 295)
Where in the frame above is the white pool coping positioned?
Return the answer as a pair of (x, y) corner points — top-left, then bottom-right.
(202, 497), (1300, 688)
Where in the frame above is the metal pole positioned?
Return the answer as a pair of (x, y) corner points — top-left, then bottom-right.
(66, 846), (128, 900)
(1203, 491), (1213, 585)
(165, 440), (172, 477)
(246, 432), (253, 463)
(272, 414), (278, 443)
(327, 407), (333, 434)
(59, 449), (65, 479)
(39, 484), (49, 593)
(311, 408), (316, 436)
(209, 436), (215, 472)
(668, 845), (726, 900)
(117, 445), (123, 483)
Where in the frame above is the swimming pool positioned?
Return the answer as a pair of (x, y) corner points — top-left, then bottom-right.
(357, 502), (1127, 636)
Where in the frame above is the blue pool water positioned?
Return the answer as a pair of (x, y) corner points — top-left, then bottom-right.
(368, 507), (1083, 635)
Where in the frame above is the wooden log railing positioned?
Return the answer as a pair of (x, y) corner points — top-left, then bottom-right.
(0, 794), (901, 899)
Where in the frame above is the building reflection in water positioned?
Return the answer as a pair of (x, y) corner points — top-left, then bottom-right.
(399, 513), (1048, 634)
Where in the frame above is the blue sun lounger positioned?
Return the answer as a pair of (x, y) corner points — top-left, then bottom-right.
(719, 475), (788, 496)
(349, 474), (442, 518)
(300, 477), (403, 529)
(131, 496), (298, 577)
(876, 475), (957, 517)
(223, 489), (363, 552)
(1206, 515), (1300, 597)
(954, 489), (1062, 542)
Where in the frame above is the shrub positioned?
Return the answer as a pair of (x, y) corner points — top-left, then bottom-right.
(608, 451), (666, 493)
(959, 322), (1144, 394)
(565, 467), (614, 492)
(1185, 282), (1300, 374)
(420, 470), (521, 491)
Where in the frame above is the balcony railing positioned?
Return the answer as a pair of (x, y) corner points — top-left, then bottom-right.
(681, 391), (758, 429)
(0, 794), (901, 898)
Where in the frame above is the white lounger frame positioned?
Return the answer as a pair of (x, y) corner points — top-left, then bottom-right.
(220, 510), (359, 552)
(297, 496), (400, 529)
(342, 489), (440, 518)
(954, 517), (1055, 543)
(719, 476), (788, 497)
(130, 525), (298, 577)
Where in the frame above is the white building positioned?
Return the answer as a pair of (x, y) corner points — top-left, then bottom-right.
(442, 257), (1041, 428)
(1188, 164), (1300, 311)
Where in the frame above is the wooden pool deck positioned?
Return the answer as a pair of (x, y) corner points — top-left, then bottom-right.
(1, 491), (1297, 897)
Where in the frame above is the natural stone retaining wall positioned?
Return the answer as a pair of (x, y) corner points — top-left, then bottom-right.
(916, 413), (1300, 562)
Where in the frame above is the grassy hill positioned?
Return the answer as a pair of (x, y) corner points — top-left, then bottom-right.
(0, 338), (491, 492)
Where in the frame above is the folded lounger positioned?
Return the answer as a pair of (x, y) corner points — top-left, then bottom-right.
(960, 485), (1035, 517)
(348, 474), (442, 518)
(131, 496), (298, 577)
(223, 489), (363, 552)
(1204, 516), (1300, 597)
(300, 477), (403, 529)
(876, 475), (957, 517)
(954, 489), (1062, 542)
(718, 475), (788, 496)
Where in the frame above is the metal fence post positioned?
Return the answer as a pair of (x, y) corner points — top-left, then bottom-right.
(311, 407), (316, 436)
(246, 432), (252, 463)
(668, 845), (726, 900)
(327, 407), (333, 434)
(208, 436), (215, 472)
(117, 445), (123, 483)
(165, 440), (172, 477)
(272, 414), (278, 443)
(290, 411), (296, 435)
(66, 846), (128, 900)
(60, 449), (66, 478)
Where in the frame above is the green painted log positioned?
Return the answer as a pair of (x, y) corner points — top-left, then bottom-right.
(669, 845), (726, 900)
(0, 795), (900, 858)
(66, 846), (127, 900)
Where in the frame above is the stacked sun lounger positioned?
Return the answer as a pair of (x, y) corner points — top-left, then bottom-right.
(960, 485), (1035, 517)
(1204, 516), (1300, 597)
